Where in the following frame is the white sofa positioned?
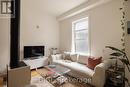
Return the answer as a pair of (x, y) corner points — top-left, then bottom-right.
(52, 54), (114, 87)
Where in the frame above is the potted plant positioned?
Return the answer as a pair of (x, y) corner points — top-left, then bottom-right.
(106, 46), (130, 86)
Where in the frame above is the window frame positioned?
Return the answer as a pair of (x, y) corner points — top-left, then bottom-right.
(72, 17), (90, 55)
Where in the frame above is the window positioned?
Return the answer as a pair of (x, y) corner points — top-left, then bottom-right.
(72, 17), (89, 55)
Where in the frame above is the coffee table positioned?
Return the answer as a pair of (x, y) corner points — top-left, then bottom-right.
(45, 64), (70, 75)
(37, 64), (70, 85)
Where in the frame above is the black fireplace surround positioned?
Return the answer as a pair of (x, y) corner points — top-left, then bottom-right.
(10, 0), (21, 69)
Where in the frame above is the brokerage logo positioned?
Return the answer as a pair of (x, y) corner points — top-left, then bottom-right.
(0, 0), (15, 18)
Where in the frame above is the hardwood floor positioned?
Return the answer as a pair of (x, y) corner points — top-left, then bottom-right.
(32, 68), (93, 87)
(0, 77), (3, 87)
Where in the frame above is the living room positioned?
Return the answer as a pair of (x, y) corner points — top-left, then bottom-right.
(0, 0), (130, 87)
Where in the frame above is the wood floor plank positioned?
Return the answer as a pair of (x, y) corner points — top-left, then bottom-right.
(0, 77), (3, 87)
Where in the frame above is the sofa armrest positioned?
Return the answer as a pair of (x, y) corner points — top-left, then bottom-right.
(92, 59), (112, 87)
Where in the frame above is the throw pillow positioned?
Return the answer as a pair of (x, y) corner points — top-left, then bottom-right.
(70, 54), (78, 62)
(87, 56), (102, 70)
(62, 52), (71, 60)
(55, 54), (63, 60)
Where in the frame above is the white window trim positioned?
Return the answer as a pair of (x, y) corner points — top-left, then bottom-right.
(71, 17), (90, 56)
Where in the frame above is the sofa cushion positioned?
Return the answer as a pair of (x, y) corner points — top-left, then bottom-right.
(53, 60), (94, 77)
(70, 54), (78, 62)
(87, 57), (102, 70)
(78, 55), (89, 64)
(52, 54), (63, 60)
(62, 52), (71, 60)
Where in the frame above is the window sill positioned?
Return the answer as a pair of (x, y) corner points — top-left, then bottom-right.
(72, 52), (90, 56)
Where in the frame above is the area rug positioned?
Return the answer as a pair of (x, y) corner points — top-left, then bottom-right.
(25, 75), (54, 87)
(36, 69), (94, 87)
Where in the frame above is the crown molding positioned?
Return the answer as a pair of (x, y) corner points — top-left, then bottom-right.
(57, 0), (113, 21)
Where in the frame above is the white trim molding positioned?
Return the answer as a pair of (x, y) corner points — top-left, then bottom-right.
(57, 0), (113, 21)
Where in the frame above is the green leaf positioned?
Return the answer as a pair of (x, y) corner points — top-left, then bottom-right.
(122, 43), (125, 46)
(122, 49), (125, 52)
(106, 46), (125, 54)
(121, 39), (124, 41)
(110, 52), (123, 57)
(122, 27), (125, 29)
(106, 46), (130, 71)
(109, 57), (117, 59)
(119, 59), (130, 65)
(106, 46), (119, 50)
(119, 8), (123, 10)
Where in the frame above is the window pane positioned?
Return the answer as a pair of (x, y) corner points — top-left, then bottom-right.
(75, 30), (88, 40)
(75, 40), (89, 54)
(75, 20), (88, 30)
(72, 17), (89, 54)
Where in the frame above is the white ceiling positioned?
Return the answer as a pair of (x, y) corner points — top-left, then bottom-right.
(37, 0), (89, 16)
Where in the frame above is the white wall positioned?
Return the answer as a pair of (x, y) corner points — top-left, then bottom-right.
(0, 19), (10, 72)
(20, 0), (59, 59)
(59, 0), (122, 59)
(127, 1), (130, 21)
